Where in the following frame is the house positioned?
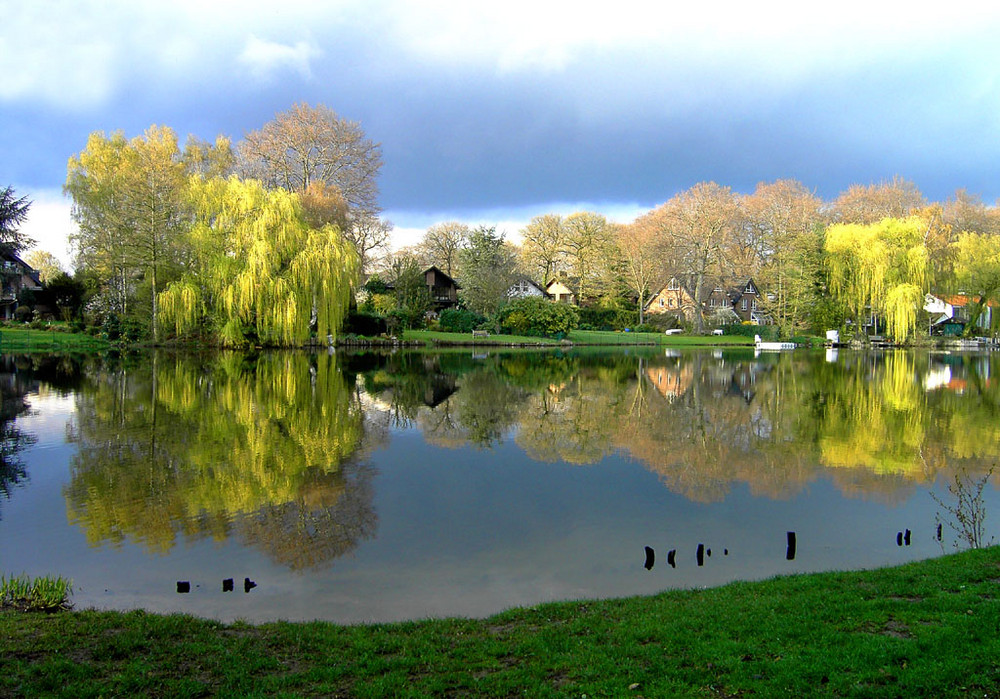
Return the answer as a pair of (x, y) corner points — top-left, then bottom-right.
(423, 266), (460, 310)
(728, 278), (767, 324)
(924, 293), (996, 335)
(507, 276), (550, 299)
(545, 275), (577, 304)
(0, 252), (42, 320)
(645, 277), (699, 323)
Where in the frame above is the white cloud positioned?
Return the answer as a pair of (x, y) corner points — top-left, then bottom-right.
(18, 190), (77, 272)
(238, 35), (322, 82)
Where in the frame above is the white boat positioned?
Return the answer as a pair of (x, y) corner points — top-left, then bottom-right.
(754, 334), (796, 351)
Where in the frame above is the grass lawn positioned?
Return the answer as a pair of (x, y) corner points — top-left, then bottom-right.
(3, 548), (1000, 697)
(404, 328), (754, 347)
(0, 326), (109, 353)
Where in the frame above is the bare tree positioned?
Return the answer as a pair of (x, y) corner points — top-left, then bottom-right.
(650, 183), (741, 333)
(418, 222), (469, 277)
(239, 103), (383, 215)
(519, 214), (566, 284)
(831, 176), (925, 224)
(616, 219), (665, 325)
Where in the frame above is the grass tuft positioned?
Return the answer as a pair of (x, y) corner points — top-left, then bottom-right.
(1, 573), (74, 613)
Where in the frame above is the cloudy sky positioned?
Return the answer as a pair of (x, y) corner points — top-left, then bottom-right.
(4, 1), (1000, 268)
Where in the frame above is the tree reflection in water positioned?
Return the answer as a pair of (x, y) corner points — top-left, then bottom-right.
(0, 354), (86, 518)
(64, 352), (376, 569)
(359, 349), (1000, 503)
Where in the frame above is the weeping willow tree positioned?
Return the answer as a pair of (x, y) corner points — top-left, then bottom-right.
(159, 176), (359, 347)
(825, 216), (931, 342)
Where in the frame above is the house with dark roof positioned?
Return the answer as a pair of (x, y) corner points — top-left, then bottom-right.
(0, 252), (42, 320)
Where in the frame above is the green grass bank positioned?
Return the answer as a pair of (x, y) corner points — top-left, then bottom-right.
(3, 548), (1000, 697)
(0, 327), (109, 353)
(403, 328), (756, 347)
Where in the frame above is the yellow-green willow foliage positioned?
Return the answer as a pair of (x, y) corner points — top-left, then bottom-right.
(159, 177), (359, 347)
(825, 217), (931, 342)
(64, 353), (366, 554)
(818, 352), (930, 478)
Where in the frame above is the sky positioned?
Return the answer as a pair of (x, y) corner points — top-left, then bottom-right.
(4, 1), (1000, 270)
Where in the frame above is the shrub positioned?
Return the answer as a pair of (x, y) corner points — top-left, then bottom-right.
(499, 297), (579, 338)
(577, 308), (638, 331)
(13, 306), (31, 323)
(342, 312), (388, 337)
(439, 308), (487, 333)
(633, 324), (659, 333)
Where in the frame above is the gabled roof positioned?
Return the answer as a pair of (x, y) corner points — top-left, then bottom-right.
(0, 251), (42, 287)
(423, 265), (460, 290)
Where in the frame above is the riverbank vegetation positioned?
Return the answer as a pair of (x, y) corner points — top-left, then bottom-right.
(4, 105), (1000, 348)
(3, 548), (999, 697)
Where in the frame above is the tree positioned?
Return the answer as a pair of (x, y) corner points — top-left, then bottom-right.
(158, 177), (359, 347)
(24, 250), (64, 284)
(562, 212), (616, 306)
(519, 214), (566, 284)
(182, 135), (235, 179)
(741, 180), (824, 333)
(949, 232), (1000, 336)
(418, 222), (469, 277)
(616, 218), (664, 325)
(37, 272), (87, 320)
(0, 186), (33, 254)
(345, 213), (392, 277)
(65, 126), (186, 339)
(239, 103), (383, 216)
(831, 176), (925, 224)
(824, 217), (931, 342)
(650, 183), (741, 333)
(458, 226), (519, 323)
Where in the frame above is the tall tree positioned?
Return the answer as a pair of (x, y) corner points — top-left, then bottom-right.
(158, 177), (359, 347)
(742, 180), (823, 333)
(949, 232), (1000, 336)
(825, 217), (931, 342)
(0, 186), (33, 254)
(650, 183), (741, 332)
(24, 250), (64, 283)
(519, 214), (566, 284)
(418, 222), (469, 277)
(831, 176), (925, 224)
(458, 226), (519, 323)
(182, 135), (235, 179)
(239, 103), (383, 216)
(616, 218), (664, 325)
(66, 126), (187, 336)
(562, 212), (616, 306)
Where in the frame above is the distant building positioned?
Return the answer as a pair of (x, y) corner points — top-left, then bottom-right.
(645, 277), (699, 323)
(545, 275), (577, 305)
(0, 252), (42, 320)
(507, 276), (550, 299)
(423, 266), (460, 310)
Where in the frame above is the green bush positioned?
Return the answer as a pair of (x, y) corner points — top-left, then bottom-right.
(439, 308), (487, 333)
(13, 306), (31, 323)
(499, 297), (579, 338)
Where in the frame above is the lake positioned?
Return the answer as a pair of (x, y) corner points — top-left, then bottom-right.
(1, 347), (998, 623)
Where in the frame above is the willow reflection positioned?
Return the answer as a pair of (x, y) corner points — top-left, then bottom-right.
(64, 352), (375, 569)
(361, 349), (1000, 502)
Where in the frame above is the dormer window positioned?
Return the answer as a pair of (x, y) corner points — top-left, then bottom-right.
(667, 279), (679, 291)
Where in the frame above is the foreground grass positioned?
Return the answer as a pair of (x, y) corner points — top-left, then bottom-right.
(0, 327), (109, 353)
(4, 549), (1000, 697)
(404, 328), (754, 347)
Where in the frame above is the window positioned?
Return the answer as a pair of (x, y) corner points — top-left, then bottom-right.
(745, 283), (754, 293)
(668, 298), (675, 308)
(659, 298), (664, 307)
(751, 299), (757, 310)
(741, 299), (748, 311)
(667, 279), (679, 290)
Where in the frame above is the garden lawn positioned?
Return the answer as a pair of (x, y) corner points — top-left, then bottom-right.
(0, 327), (109, 353)
(403, 329), (754, 347)
(3, 548), (1000, 697)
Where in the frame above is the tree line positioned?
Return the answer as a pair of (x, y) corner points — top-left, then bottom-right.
(387, 176), (1000, 341)
(4, 101), (1000, 344)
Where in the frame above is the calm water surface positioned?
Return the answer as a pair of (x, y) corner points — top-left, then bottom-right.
(1, 347), (998, 623)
